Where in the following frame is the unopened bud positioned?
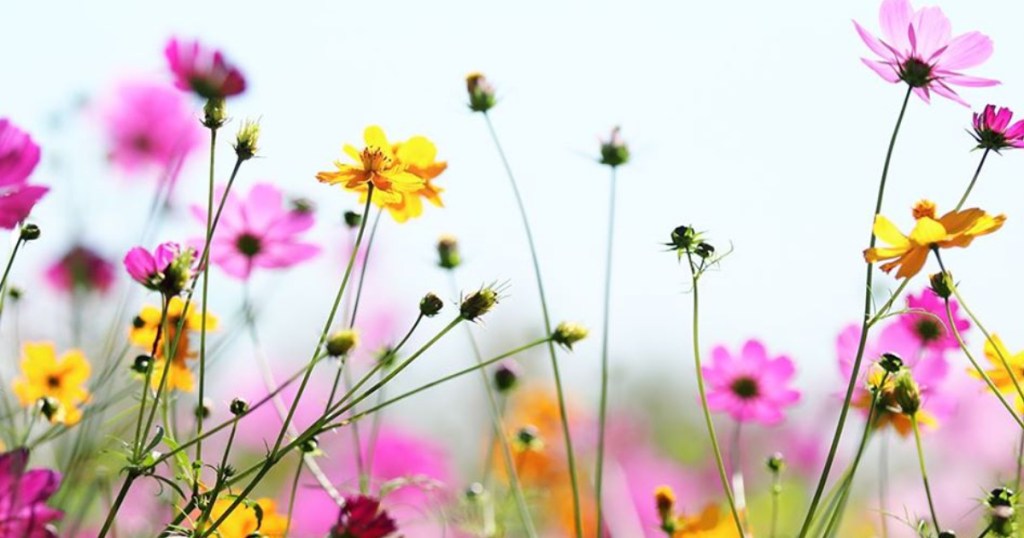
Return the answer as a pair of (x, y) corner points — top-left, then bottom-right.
(419, 292), (444, 317)
(879, 353), (904, 374)
(202, 97), (227, 129)
(460, 286), (499, 321)
(694, 242), (715, 259)
(132, 355), (153, 374)
(38, 396), (60, 422)
(493, 362), (519, 393)
(929, 272), (954, 300)
(343, 211), (362, 229)
(437, 235), (461, 269)
(194, 398), (212, 419)
(7, 287), (22, 302)
(767, 452), (785, 473)
(300, 436), (319, 453)
(599, 126), (629, 167)
(466, 72), (497, 113)
(513, 425), (543, 452)
(654, 485), (676, 527)
(20, 223), (40, 241)
(290, 197), (315, 214)
(326, 329), (359, 357)
(233, 119), (260, 161)
(553, 322), (588, 350)
(893, 370), (921, 415)
(230, 398), (249, 416)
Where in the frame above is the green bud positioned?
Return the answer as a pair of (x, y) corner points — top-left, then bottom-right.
(419, 292), (444, 317)
(553, 322), (588, 350)
(326, 329), (359, 357)
(19, 223), (40, 241)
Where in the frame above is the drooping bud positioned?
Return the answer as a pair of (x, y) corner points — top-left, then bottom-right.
(466, 72), (497, 113)
(19, 223), (40, 241)
(460, 286), (500, 321)
(553, 322), (588, 350)
(437, 235), (461, 269)
(419, 292), (444, 317)
(233, 119), (260, 161)
(326, 329), (359, 357)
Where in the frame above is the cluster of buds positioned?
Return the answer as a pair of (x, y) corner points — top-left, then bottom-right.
(599, 126), (630, 167)
(666, 225), (721, 276)
(233, 118), (260, 161)
(466, 72), (497, 113)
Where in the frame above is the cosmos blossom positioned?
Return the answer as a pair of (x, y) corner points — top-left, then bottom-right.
(164, 37), (246, 100)
(971, 104), (1024, 151)
(0, 118), (49, 229)
(898, 288), (970, 353)
(702, 339), (800, 425)
(44, 245), (116, 295)
(853, 0), (998, 106)
(0, 449), (62, 537)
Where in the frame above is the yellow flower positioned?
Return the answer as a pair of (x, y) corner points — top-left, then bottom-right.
(12, 342), (90, 425)
(316, 126), (426, 206)
(204, 497), (288, 538)
(974, 334), (1024, 408)
(864, 200), (1005, 279)
(357, 136), (448, 223)
(129, 296), (218, 393)
(671, 504), (742, 537)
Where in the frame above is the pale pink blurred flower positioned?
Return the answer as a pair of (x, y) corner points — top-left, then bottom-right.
(0, 118), (48, 229)
(190, 183), (319, 279)
(972, 104), (1024, 151)
(99, 80), (202, 175)
(164, 37), (246, 100)
(703, 339), (800, 425)
(899, 288), (970, 354)
(853, 0), (997, 106)
(44, 244), (115, 295)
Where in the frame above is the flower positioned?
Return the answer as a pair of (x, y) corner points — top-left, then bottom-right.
(205, 497), (287, 537)
(899, 288), (970, 352)
(972, 105), (1024, 151)
(128, 296), (217, 392)
(190, 183), (319, 279)
(375, 136), (448, 222)
(864, 200), (1005, 279)
(702, 339), (800, 425)
(99, 80), (202, 175)
(12, 343), (90, 426)
(164, 37), (246, 100)
(330, 496), (398, 538)
(657, 498), (741, 538)
(974, 334), (1024, 408)
(123, 241), (195, 296)
(43, 245), (115, 295)
(315, 126), (427, 207)
(0, 118), (48, 229)
(0, 449), (62, 537)
(853, 0), (997, 106)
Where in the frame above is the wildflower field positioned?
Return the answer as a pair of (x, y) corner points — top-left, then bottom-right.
(4, 0), (1024, 536)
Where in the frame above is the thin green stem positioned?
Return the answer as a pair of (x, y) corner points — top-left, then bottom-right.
(482, 111), (581, 538)
(197, 125), (218, 467)
(1016, 431), (1024, 493)
(96, 472), (137, 538)
(685, 251), (745, 536)
(132, 298), (168, 459)
(284, 455), (304, 537)
(955, 148), (991, 211)
(799, 85), (913, 538)
(0, 236), (25, 319)
(770, 469), (782, 538)
(348, 207), (383, 328)
(595, 165), (617, 537)
(911, 416), (940, 533)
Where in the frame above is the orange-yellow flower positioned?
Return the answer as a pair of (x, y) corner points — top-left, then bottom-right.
(129, 296), (217, 392)
(12, 342), (90, 425)
(864, 200), (1005, 279)
(853, 366), (936, 437)
(973, 334), (1024, 409)
(376, 136), (447, 222)
(316, 126), (427, 206)
(203, 497), (288, 537)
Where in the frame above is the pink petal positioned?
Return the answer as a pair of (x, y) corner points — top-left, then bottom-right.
(853, 21), (892, 59)
(879, 0), (914, 52)
(861, 58), (901, 83)
(256, 241), (320, 269)
(909, 6), (952, 59)
(931, 83), (970, 107)
(243, 183), (285, 231)
(0, 184), (47, 229)
(938, 31), (994, 71)
(940, 73), (1000, 88)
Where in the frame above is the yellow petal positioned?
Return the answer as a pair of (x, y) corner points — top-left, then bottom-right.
(343, 144), (363, 164)
(907, 217), (947, 245)
(59, 350), (91, 387)
(872, 215), (910, 247)
(363, 125), (389, 150)
(396, 136), (438, 167)
(22, 342), (57, 383)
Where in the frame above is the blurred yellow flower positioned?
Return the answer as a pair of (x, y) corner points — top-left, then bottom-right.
(864, 200), (1005, 279)
(316, 126), (426, 206)
(205, 497), (288, 538)
(671, 504), (741, 537)
(129, 296), (217, 392)
(12, 342), (90, 426)
(974, 334), (1024, 408)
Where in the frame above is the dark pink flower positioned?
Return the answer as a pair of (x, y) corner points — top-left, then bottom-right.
(899, 288), (970, 353)
(703, 339), (800, 425)
(190, 183), (320, 280)
(0, 448), (62, 537)
(164, 37), (246, 100)
(330, 496), (398, 538)
(0, 119), (49, 229)
(100, 80), (202, 175)
(44, 245), (115, 295)
(971, 104), (1024, 151)
(123, 241), (194, 295)
(854, 0), (998, 106)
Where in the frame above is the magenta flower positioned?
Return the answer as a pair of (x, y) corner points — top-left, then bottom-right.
(44, 245), (115, 295)
(99, 80), (202, 175)
(190, 183), (319, 279)
(703, 339), (800, 425)
(853, 0), (997, 106)
(972, 104), (1024, 151)
(329, 496), (398, 538)
(0, 449), (62, 537)
(0, 119), (48, 230)
(899, 288), (970, 353)
(123, 241), (194, 295)
(164, 37), (246, 100)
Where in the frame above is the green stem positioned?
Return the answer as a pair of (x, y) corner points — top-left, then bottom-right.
(197, 125), (217, 467)
(770, 469), (782, 538)
(284, 455), (304, 537)
(0, 236), (25, 320)
(132, 298), (169, 459)
(96, 471), (137, 538)
(955, 148), (991, 211)
(911, 416), (940, 533)
(798, 85), (913, 538)
(1016, 431), (1023, 493)
(348, 207), (383, 328)
(483, 111), (582, 538)
(685, 251), (745, 536)
(595, 165), (617, 537)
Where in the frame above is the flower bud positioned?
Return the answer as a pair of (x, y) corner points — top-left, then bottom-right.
(599, 126), (629, 167)
(233, 119), (260, 161)
(19, 223), (40, 241)
(937, 531), (956, 538)
(343, 210), (362, 229)
(376, 346), (399, 369)
(929, 271), (954, 300)
(161, 247), (197, 297)
(767, 452), (785, 473)
(466, 72), (497, 113)
(290, 197), (315, 214)
(132, 354), (153, 374)
(893, 370), (921, 415)
(512, 425), (543, 452)
(464, 482), (486, 501)
(493, 362), (519, 393)
(879, 352), (904, 374)
(460, 286), (499, 321)
(654, 485), (676, 529)
(419, 292), (444, 317)
(326, 329), (359, 357)
(230, 398), (249, 416)
(694, 242), (715, 259)
(437, 234), (461, 270)
(667, 225), (706, 256)
(299, 436), (319, 453)
(202, 97), (227, 129)
(194, 398), (213, 419)
(7, 286), (22, 302)
(553, 322), (588, 350)
(38, 396), (60, 422)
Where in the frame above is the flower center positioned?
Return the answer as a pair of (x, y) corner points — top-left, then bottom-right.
(730, 376), (760, 400)
(131, 133), (153, 153)
(235, 233), (262, 257)
(976, 128), (1009, 150)
(915, 318), (943, 343)
(46, 375), (61, 389)
(360, 147), (392, 173)
(899, 57), (933, 88)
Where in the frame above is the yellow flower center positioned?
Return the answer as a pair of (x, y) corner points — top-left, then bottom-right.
(360, 147), (393, 173)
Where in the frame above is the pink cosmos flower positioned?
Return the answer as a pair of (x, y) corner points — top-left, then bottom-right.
(853, 0), (998, 106)
(0, 119), (49, 229)
(972, 104), (1024, 151)
(899, 288), (969, 353)
(190, 183), (319, 279)
(123, 241), (194, 294)
(329, 496), (399, 538)
(164, 37), (246, 100)
(44, 245), (115, 295)
(0, 449), (62, 537)
(99, 80), (202, 175)
(702, 339), (800, 425)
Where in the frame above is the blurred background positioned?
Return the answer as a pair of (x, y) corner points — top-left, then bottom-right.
(3, 1), (1024, 536)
